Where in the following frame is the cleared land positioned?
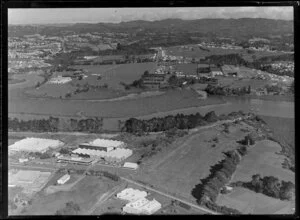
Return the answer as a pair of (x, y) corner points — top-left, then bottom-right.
(230, 140), (294, 183)
(22, 176), (119, 215)
(131, 121), (254, 202)
(217, 187), (294, 214)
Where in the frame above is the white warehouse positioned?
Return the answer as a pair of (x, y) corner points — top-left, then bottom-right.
(9, 137), (64, 153)
(57, 174), (70, 185)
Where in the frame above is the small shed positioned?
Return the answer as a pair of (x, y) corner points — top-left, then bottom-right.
(123, 162), (139, 170)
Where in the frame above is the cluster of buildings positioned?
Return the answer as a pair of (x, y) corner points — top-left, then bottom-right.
(266, 62), (294, 75)
(116, 188), (162, 215)
(198, 42), (243, 50)
(57, 138), (133, 165)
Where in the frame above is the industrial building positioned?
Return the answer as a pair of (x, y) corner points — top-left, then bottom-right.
(73, 138), (132, 163)
(79, 138), (126, 152)
(141, 74), (166, 89)
(56, 155), (94, 165)
(122, 198), (162, 215)
(117, 188), (162, 215)
(57, 174), (70, 185)
(123, 162), (139, 170)
(9, 137), (63, 153)
(117, 188), (147, 202)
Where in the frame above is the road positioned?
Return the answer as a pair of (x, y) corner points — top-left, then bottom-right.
(120, 176), (220, 215)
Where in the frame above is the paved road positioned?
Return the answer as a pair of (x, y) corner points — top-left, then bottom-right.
(120, 176), (220, 215)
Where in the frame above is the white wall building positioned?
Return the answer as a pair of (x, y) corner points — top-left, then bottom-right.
(57, 174), (70, 185)
(9, 137), (63, 153)
(123, 162), (139, 170)
(117, 188), (147, 202)
(123, 198), (162, 215)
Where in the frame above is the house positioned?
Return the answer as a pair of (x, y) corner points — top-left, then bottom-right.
(142, 74), (166, 89)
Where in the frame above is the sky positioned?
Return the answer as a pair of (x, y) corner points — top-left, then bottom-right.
(8, 7), (293, 25)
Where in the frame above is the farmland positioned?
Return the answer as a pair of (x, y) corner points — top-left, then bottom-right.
(130, 121), (256, 202)
(72, 62), (157, 89)
(230, 140), (294, 184)
(165, 45), (287, 62)
(21, 176), (119, 215)
(217, 187), (294, 214)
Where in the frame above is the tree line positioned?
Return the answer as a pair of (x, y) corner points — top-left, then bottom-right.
(8, 116), (104, 133)
(123, 111), (248, 134)
(191, 150), (243, 214)
(205, 84), (251, 96)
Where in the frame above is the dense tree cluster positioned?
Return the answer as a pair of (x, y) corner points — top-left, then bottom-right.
(124, 111), (248, 134)
(8, 117), (104, 133)
(205, 54), (248, 66)
(231, 174), (295, 201)
(205, 84), (251, 96)
(192, 150), (243, 214)
(124, 112), (214, 133)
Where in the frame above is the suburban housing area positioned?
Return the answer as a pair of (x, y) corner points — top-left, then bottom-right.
(7, 8), (295, 216)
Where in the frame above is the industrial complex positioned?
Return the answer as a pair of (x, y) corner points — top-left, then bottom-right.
(116, 188), (162, 215)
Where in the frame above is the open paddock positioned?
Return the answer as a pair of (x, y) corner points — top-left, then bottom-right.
(231, 140), (295, 183)
(217, 187), (294, 214)
(131, 121), (255, 202)
(22, 175), (119, 215)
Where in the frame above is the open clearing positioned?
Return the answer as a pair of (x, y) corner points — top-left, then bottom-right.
(131, 121), (255, 202)
(231, 140), (294, 183)
(72, 62), (157, 90)
(217, 187), (294, 214)
(22, 176), (118, 215)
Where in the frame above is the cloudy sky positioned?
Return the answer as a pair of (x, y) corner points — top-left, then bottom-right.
(8, 7), (293, 24)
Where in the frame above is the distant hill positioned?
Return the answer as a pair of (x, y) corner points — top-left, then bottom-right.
(8, 18), (293, 38)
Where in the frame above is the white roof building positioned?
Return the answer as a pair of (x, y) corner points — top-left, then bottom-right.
(123, 198), (162, 215)
(117, 188), (147, 202)
(9, 137), (63, 153)
(57, 174), (70, 185)
(88, 139), (126, 148)
(123, 162), (139, 170)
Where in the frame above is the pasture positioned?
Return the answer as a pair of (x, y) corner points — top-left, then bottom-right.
(131, 121), (255, 202)
(230, 140), (295, 183)
(22, 176), (118, 215)
(72, 62), (157, 90)
(217, 187), (294, 214)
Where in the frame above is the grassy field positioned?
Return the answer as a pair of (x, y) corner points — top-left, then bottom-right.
(72, 62), (157, 90)
(22, 176), (118, 215)
(231, 140), (294, 183)
(131, 121), (255, 202)
(165, 45), (287, 62)
(217, 187), (294, 214)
